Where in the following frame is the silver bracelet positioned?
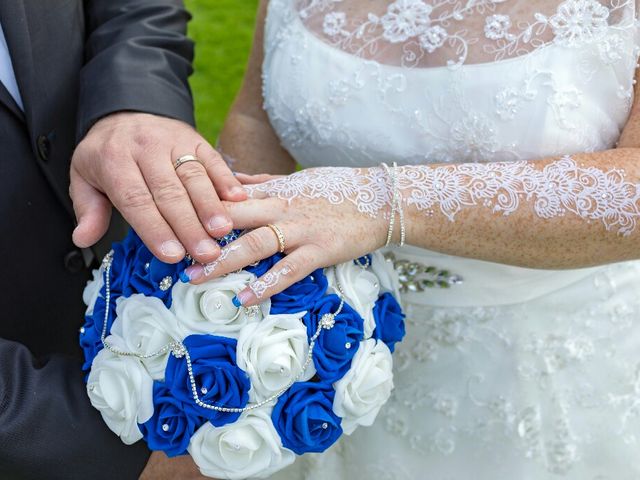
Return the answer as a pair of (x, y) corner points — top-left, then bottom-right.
(381, 162), (405, 247)
(381, 162), (397, 247)
(393, 162), (406, 247)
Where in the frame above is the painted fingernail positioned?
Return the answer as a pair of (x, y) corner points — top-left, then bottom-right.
(233, 289), (255, 307)
(195, 239), (219, 257)
(208, 216), (232, 232)
(161, 240), (185, 258)
(182, 265), (204, 282)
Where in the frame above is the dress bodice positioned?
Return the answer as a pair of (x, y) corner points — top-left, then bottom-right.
(261, 3), (640, 479)
(262, 0), (640, 169)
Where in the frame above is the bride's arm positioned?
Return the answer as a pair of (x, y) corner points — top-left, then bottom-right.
(182, 81), (640, 303)
(217, 0), (296, 175)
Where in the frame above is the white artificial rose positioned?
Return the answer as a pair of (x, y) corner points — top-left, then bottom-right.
(333, 339), (394, 435)
(87, 347), (154, 445)
(109, 294), (182, 379)
(369, 251), (401, 301)
(83, 266), (104, 316)
(171, 272), (269, 339)
(188, 407), (295, 480)
(237, 313), (315, 401)
(327, 260), (380, 338)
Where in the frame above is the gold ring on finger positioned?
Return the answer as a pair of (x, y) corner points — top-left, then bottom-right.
(174, 154), (201, 171)
(266, 224), (286, 253)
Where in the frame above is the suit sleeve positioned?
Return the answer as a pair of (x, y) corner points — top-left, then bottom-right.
(0, 339), (150, 480)
(77, 0), (195, 140)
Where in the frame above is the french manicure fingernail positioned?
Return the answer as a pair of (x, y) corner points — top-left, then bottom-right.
(208, 216), (232, 232)
(195, 239), (219, 257)
(183, 265), (204, 282)
(161, 240), (185, 258)
(234, 289), (255, 307)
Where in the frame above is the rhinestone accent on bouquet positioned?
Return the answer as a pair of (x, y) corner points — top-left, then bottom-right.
(81, 230), (405, 479)
(97, 251), (343, 414)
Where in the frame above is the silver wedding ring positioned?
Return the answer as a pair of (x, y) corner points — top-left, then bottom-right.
(174, 154), (201, 171)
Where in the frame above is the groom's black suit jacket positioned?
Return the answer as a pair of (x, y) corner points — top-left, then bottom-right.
(0, 2), (195, 479)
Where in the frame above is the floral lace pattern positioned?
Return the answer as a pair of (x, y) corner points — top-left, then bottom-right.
(262, 0), (639, 170)
(262, 1), (640, 478)
(271, 263), (640, 479)
(246, 156), (640, 236)
(296, 0), (635, 68)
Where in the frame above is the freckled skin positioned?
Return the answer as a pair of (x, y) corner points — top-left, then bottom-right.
(201, 0), (640, 303)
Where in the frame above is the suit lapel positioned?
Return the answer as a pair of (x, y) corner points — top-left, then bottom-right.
(0, 0), (37, 129)
(0, 81), (24, 122)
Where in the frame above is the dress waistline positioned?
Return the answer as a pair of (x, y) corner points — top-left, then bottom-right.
(388, 245), (603, 307)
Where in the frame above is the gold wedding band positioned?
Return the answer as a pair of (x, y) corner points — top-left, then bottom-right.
(266, 224), (286, 253)
(174, 154), (201, 171)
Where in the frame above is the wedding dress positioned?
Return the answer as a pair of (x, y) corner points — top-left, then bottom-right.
(261, 0), (640, 477)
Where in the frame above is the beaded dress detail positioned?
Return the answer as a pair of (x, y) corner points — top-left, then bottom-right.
(261, 0), (640, 478)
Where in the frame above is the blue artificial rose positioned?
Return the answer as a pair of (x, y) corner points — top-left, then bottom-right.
(109, 229), (189, 305)
(270, 268), (328, 315)
(140, 383), (205, 457)
(244, 253), (285, 278)
(118, 230), (189, 306)
(372, 293), (406, 353)
(109, 229), (143, 296)
(164, 335), (250, 427)
(81, 230), (190, 371)
(272, 381), (343, 455)
(80, 231), (143, 369)
(304, 294), (364, 383)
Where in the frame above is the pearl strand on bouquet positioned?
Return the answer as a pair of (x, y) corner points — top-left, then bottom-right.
(98, 251), (343, 413)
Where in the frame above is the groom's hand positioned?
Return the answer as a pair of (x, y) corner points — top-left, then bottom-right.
(139, 451), (210, 480)
(70, 112), (247, 264)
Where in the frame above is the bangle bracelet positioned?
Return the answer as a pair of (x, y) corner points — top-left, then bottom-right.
(381, 162), (406, 247)
(381, 162), (399, 247)
(393, 162), (406, 247)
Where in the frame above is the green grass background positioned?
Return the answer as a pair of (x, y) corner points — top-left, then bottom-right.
(185, 0), (259, 143)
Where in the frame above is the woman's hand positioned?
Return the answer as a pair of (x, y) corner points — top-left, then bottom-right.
(182, 168), (389, 306)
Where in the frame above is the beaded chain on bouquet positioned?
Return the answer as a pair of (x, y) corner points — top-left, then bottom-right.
(79, 229), (406, 479)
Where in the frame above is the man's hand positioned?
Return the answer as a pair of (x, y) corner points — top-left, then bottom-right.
(70, 112), (247, 264)
(139, 451), (210, 480)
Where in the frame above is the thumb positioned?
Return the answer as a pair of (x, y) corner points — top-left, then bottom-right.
(70, 167), (112, 248)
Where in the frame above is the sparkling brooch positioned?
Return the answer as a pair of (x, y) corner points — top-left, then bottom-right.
(385, 252), (463, 292)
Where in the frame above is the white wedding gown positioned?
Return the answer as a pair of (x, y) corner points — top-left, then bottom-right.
(261, 0), (640, 478)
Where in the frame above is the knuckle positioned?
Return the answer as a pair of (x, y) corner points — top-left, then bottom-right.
(152, 181), (186, 204)
(243, 231), (265, 256)
(132, 130), (156, 150)
(177, 163), (206, 184)
(121, 187), (153, 210)
(278, 260), (299, 278)
(98, 140), (123, 161)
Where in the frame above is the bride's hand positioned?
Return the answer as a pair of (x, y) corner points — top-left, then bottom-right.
(183, 168), (389, 306)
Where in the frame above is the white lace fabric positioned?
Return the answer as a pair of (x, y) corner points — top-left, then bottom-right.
(295, 0), (636, 68)
(260, 1), (640, 478)
(247, 156), (640, 237)
(263, 0), (640, 169)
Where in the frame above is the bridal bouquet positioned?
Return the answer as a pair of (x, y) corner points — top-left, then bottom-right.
(80, 229), (405, 479)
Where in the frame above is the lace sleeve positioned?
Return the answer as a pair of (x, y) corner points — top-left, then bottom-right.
(246, 155), (640, 237)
